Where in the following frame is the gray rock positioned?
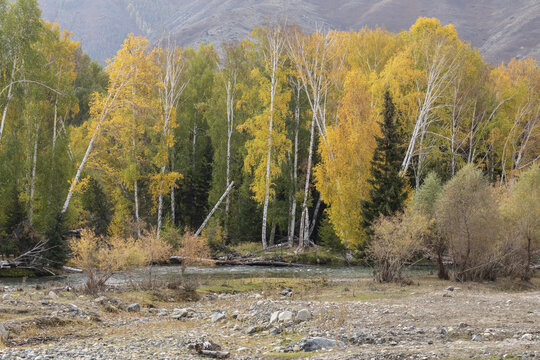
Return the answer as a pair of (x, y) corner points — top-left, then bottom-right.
(210, 311), (226, 323)
(278, 311), (294, 322)
(281, 288), (292, 296)
(0, 323), (7, 346)
(298, 337), (346, 352)
(127, 303), (140, 312)
(472, 334), (483, 342)
(48, 291), (59, 300)
(296, 309), (311, 322)
(171, 308), (188, 319)
(94, 296), (107, 304)
(188, 338), (230, 358)
(269, 327), (282, 335)
(270, 311), (280, 324)
(66, 304), (79, 312)
(246, 326), (264, 335)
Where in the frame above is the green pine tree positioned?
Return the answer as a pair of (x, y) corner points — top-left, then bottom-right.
(362, 90), (408, 231)
(44, 212), (69, 268)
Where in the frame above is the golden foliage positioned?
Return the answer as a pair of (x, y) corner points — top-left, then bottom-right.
(70, 229), (146, 293)
(315, 69), (378, 247)
(177, 232), (213, 274)
(367, 209), (428, 283)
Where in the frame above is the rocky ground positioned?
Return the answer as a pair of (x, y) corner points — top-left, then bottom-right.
(0, 275), (539, 359)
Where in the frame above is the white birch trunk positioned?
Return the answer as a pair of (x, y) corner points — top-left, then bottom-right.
(61, 69), (129, 214)
(225, 75), (236, 235)
(261, 28), (283, 250)
(29, 122), (39, 225)
(134, 180), (141, 239)
(171, 184), (176, 224)
(298, 106), (316, 249)
(195, 181), (234, 236)
(0, 57), (17, 143)
(156, 42), (187, 237)
(288, 84), (301, 247)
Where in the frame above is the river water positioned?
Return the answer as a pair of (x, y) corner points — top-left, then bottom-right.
(0, 265), (433, 287)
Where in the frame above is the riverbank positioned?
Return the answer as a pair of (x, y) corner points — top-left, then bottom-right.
(1, 274), (539, 359)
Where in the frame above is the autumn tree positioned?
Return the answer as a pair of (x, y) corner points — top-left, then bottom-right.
(435, 165), (502, 281)
(154, 39), (188, 237)
(239, 26), (291, 249)
(500, 164), (540, 280)
(413, 172), (448, 279)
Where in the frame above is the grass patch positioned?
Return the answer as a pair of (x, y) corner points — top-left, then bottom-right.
(0, 268), (37, 278)
(230, 242), (263, 255)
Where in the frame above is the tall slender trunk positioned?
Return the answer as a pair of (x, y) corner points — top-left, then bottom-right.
(191, 121), (198, 220)
(170, 184), (176, 225)
(157, 164), (165, 237)
(288, 84), (300, 247)
(298, 105), (317, 249)
(62, 67), (129, 214)
(29, 122), (39, 225)
(308, 195), (322, 238)
(170, 152), (176, 225)
(134, 180), (141, 239)
(0, 57), (17, 143)
(262, 61), (278, 250)
(269, 222), (277, 246)
(225, 77), (235, 236)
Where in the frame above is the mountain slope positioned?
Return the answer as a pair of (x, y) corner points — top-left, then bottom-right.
(38, 0), (540, 64)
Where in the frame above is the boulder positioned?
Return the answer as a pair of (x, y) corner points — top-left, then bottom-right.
(210, 311), (226, 323)
(298, 337), (346, 352)
(127, 303), (140, 312)
(296, 309), (311, 322)
(246, 326), (264, 335)
(0, 323), (7, 346)
(280, 288), (292, 296)
(171, 308), (188, 319)
(278, 311), (294, 322)
(94, 296), (108, 304)
(188, 338), (230, 359)
(270, 311), (280, 324)
(66, 304), (79, 312)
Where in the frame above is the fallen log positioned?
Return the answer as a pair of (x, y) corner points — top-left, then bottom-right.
(62, 266), (83, 273)
(169, 256), (304, 267)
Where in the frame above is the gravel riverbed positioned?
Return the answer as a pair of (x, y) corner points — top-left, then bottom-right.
(0, 278), (538, 359)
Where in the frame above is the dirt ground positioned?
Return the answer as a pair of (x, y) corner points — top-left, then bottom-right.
(0, 275), (539, 359)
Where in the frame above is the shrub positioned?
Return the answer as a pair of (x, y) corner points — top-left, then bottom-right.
(500, 164), (540, 280)
(413, 172), (448, 279)
(70, 229), (146, 294)
(160, 223), (183, 249)
(140, 229), (174, 288)
(177, 231), (212, 275)
(203, 219), (228, 255)
(435, 165), (502, 281)
(367, 209), (427, 284)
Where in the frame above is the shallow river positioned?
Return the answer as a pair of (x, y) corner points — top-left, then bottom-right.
(0, 265), (432, 287)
